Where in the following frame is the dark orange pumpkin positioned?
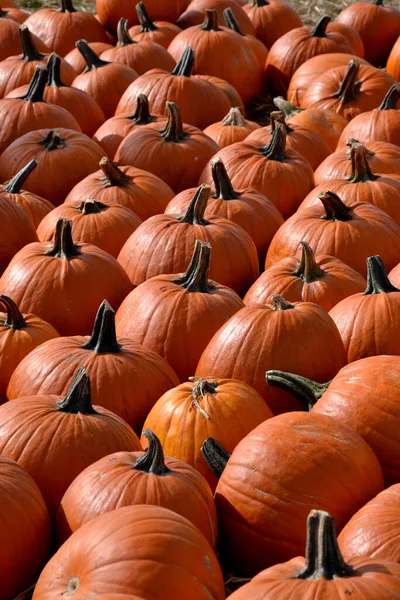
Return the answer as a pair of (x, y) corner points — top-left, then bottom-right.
(63, 41), (113, 74)
(203, 107), (260, 148)
(0, 193), (38, 274)
(0, 6), (29, 25)
(223, 7), (268, 71)
(327, 20), (365, 57)
(129, 2), (182, 49)
(177, 0), (254, 34)
(0, 16), (29, 61)
(97, 0), (190, 34)
(387, 35), (400, 81)
(242, 0), (302, 50)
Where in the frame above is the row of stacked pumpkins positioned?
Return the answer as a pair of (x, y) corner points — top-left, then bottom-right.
(0, 0), (400, 597)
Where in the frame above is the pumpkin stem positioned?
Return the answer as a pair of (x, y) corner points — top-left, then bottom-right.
(3, 159), (37, 194)
(270, 110), (293, 133)
(0, 295), (26, 330)
(223, 7), (244, 35)
(161, 102), (186, 142)
(100, 157), (130, 187)
(76, 39), (108, 71)
(174, 241), (214, 293)
(293, 241), (324, 283)
(190, 376), (219, 419)
(200, 8), (221, 31)
(76, 199), (108, 215)
(310, 15), (331, 37)
(134, 429), (171, 474)
(201, 437), (230, 478)
(372, 0), (384, 4)
(378, 83), (400, 110)
(261, 121), (287, 161)
(348, 142), (379, 183)
(266, 370), (328, 411)
(179, 184), (210, 225)
(222, 107), (246, 127)
(128, 93), (154, 125)
(47, 53), (66, 87)
(136, 2), (158, 32)
(364, 255), (399, 295)
(117, 18), (136, 46)
(39, 130), (67, 151)
(319, 191), (353, 222)
(60, 0), (76, 12)
(82, 300), (121, 353)
(346, 138), (374, 161)
(58, 367), (97, 414)
(46, 218), (81, 258)
(211, 158), (239, 200)
(19, 25), (44, 61)
(292, 510), (356, 580)
(270, 294), (295, 310)
(332, 59), (360, 103)
(171, 46), (194, 77)
(273, 96), (304, 119)
(20, 65), (47, 103)
(253, 0), (269, 6)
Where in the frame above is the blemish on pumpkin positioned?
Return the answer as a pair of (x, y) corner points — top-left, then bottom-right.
(67, 576), (80, 596)
(255, 488), (267, 496)
(204, 555), (212, 571)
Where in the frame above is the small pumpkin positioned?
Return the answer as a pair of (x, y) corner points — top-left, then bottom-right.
(177, 0), (254, 34)
(129, 2), (182, 49)
(63, 41), (113, 74)
(203, 107), (260, 148)
(242, 0), (302, 50)
(97, 0), (190, 34)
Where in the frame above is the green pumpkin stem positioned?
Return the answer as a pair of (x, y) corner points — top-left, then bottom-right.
(378, 83), (400, 110)
(100, 157), (130, 187)
(293, 241), (324, 283)
(171, 46), (194, 77)
(348, 142), (378, 183)
(134, 430), (171, 474)
(19, 25), (44, 61)
(117, 18), (136, 46)
(266, 370), (328, 411)
(273, 96), (304, 119)
(200, 8), (221, 31)
(76, 39), (108, 71)
(319, 191), (353, 222)
(46, 218), (80, 258)
(364, 255), (399, 295)
(21, 65), (47, 103)
(4, 159), (37, 194)
(201, 437), (230, 478)
(161, 102), (186, 142)
(82, 300), (121, 353)
(270, 294), (295, 310)
(47, 53), (66, 87)
(0, 295), (26, 330)
(179, 184), (210, 225)
(39, 130), (67, 151)
(332, 59), (360, 103)
(60, 0), (76, 12)
(223, 7), (243, 35)
(136, 2), (158, 32)
(261, 121), (287, 161)
(174, 241), (214, 293)
(77, 199), (108, 215)
(211, 158), (239, 199)
(310, 15), (331, 38)
(58, 367), (97, 414)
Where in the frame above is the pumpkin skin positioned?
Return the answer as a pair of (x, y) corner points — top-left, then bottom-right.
(0, 456), (51, 600)
(118, 184), (259, 295)
(244, 242), (367, 312)
(223, 7), (269, 71)
(63, 41), (113, 74)
(196, 295), (347, 414)
(266, 191), (400, 278)
(129, 2), (182, 49)
(0, 17), (28, 61)
(199, 72), (245, 112)
(0, 194), (38, 275)
(177, 0), (254, 35)
(0, 218), (132, 336)
(56, 429), (218, 547)
(0, 295), (59, 404)
(0, 6), (29, 24)
(228, 509), (400, 599)
(0, 128), (106, 206)
(242, 0), (302, 50)
(338, 485), (400, 563)
(96, 0), (190, 34)
(203, 107), (260, 148)
(328, 21), (365, 57)
(64, 158), (174, 222)
(389, 262), (400, 287)
(142, 377), (273, 490)
(387, 35), (400, 81)
(33, 504), (225, 600)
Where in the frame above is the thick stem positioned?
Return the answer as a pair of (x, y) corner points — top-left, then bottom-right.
(0, 295), (26, 329)
(346, 138), (374, 161)
(319, 191), (353, 222)
(222, 107), (246, 127)
(378, 83), (400, 110)
(129, 94), (154, 125)
(21, 65), (47, 102)
(332, 59), (360, 103)
(223, 7), (243, 35)
(266, 370), (328, 411)
(348, 143), (379, 182)
(82, 300), (121, 353)
(211, 158), (238, 200)
(261, 121), (287, 161)
(46, 53), (66, 87)
(19, 25), (44, 61)
(117, 17), (136, 46)
(46, 218), (81, 258)
(178, 184), (210, 225)
(174, 241), (214, 293)
(39, 130), (67, 151)
(76, 39), (108, 71)
(201, 437), (230, 478)
(3, 160), (37, 194)
(254, 0), (269, 5)
(270, 294), (295, 310)
(310, 15), (331, 37)
(161, 102), (186, 142)
(100, 157), (130, 187)
(60, 0), (76, 12)
(76, 199), (108, 214)
(57, 368), (97, 414)
(171, 46), (194, 77)
(269, 110), (293, 133)
(364, 255), (399, 294)
(292, 510), (356, 580)
(200, 8), (221, 31)
(293, 241), (324, 283)
(372, 0), (384, 4)
(136, 2), (158, 32)
(273, 97), (304, 118)
(134, 430), (171, 474)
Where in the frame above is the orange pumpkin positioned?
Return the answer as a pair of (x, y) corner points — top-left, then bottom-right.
(387, 35), (400, 81)
(0, 192), (38, 274)
(203, 107), (260, 148)
(97, 0), (190, 34)
(177, 0), (254, 34)
(223, 7), (268, 71)
(242, 0), (302, 50)
(63, 41), (113, 74)
(129, 2), (182, 49)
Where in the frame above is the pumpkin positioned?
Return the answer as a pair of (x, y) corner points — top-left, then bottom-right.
(115, 102), (219, 193)
(0, 367), (141, 516)
(116, 240), (244, 380)
(129, 2), (182, 49)
(177, 0), (254, 34)
(266, 191), (400, 277)
(164, 157), (284, 264)
(336, 0), (400, 66)
(199, 120), (314, 220)
(339, 485), (400, 563)
(196, 294), (347, 414)
(64, 157), (174, 221)
(24, 0), (109, 57)
(387, 35), (400, 81)
(63, 41), (113, 74)
(244, 241), (367, 312)
(337, 83), (400, 147)
(0, 193), (38, 275)
(142, 376), (273, 490)
(265, 15), (354, 97)
(0, 456), (51, 600)
(328, 20), (365, 57)
(300, 59), (396, 120)
(0, 218), (132, 335)
(242, 0), (302, 50)
(273, 96), (348, 151)
(0, 295), (58, 404)
(96, 0), (190, 34)
(115, 46), (232, 130)
(118, 184), (259, 295)
(389, 262), (400, 286)
(203, 107), (260, 148)
(93, 94), (166, 159)
(228, 509), (400, 598)
(0, 16), (28, 61)
(57, 429), (218, 547)
(33, 504), (225, 600)
(7, 299), (178, 433)
(223, 7), (268, 71)
(0, 6), (29, 25)
(0, 127), (106, 206)
(198, 72), (245, 112)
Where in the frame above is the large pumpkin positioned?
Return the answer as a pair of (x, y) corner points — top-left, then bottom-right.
(0, 193), (38, 274)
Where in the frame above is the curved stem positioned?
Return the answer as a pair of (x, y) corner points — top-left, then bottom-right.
(364, 255), (399, 294)
(19, 25), (44, 61)
(273, 96), (304, 118)
(266, 370), (328, 411)
(174, 241), (214, 293)
(82, 300), (121, 353)
(46, 218), (81, 258)
(21, 65), (47, 102)
(76, 39), (108, 71)
(293, 241), (324, 283)
(270, 294), (295, 310)
(200, 8), (221, 31)
(223, 7), (243, 35)
(319, 191), (353, 222)
(57, 367), (97, 414)
(201, 437), (230, 478)
(3, 160), (37, 194)
(39, 130), (67, 151)
(178, 184), (210, 225)
(348, 142), (378, 183)
(134, 430), (171, 474)
(129, 94), (154, 125)
(332, 59), (360, 103)
(261, 121), (287, 161)
(0, 295), (26, 329)
(171, 46), (194, 77)
(190, 377), (219, 420)
(378, 83), (400, 110)
(222, 107), (246, 127)
(211, 158), (238, 200)
(161, 102), (186, 142)
(100, 157), (130, 187)
(346, 138), (374, 161)
(47, 53), (66, 87)
(77, 199), (108, 214)
(60, 0), (76, 12)
(117, 17), (136, 46)
(136, 2), (158, 32)
(310, 15), (331, 37)
(269, 110), (293, 133)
